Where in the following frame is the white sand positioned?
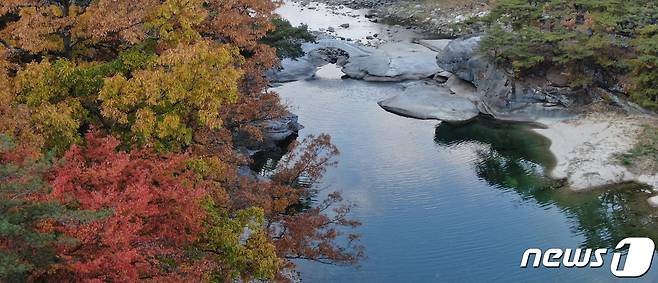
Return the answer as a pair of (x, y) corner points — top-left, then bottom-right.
(534, 113), (658, 191)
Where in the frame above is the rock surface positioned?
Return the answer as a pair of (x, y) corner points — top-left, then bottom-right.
(437, 35), (580, 122)
(343, 42), (442, 81)
(417, 39), (453, 52)
(267, 39), (374, 83)
(445, 76), (477, 101)
(238, 112), (302, 152)
(261, 112), (303, 144)
(268, 55), (327, 83)
(378, 81), (479, 122)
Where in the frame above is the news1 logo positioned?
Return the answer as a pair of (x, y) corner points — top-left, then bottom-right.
(520, 237), (655, 278)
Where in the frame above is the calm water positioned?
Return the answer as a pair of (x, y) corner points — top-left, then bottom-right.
(270, 65), (658, 282)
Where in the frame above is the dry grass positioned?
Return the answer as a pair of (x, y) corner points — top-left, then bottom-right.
(620, 125), (658, 175)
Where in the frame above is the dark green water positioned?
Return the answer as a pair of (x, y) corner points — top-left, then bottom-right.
(271, 67), (658, 282)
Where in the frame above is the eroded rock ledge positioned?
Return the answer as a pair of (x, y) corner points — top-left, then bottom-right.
(436, 35), (584, 122)
(378, 81), (479, 122)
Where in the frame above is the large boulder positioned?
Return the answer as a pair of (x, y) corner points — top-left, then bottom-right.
(261, 112), (303, 144)
(437, 35), (579, 121)
(267, 55), (327, 83)
(378, 81), (479, 122)
(436, 35), (483, 82)
(343, 42), (442, 81)
(445, 76), (477, 101)
(236, 112), (302, 152)
(267, 39), (374, 83)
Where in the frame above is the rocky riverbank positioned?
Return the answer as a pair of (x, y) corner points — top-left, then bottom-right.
(433, 35), (658, 195)
(273, 0), (658, 198)
(376, 0), (489, 37)
(292, 0), (490, 37)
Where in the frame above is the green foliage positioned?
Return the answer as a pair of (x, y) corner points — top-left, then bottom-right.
(202, 203), (280, 281)
(63, 47), (156, 100)
(481, 0), (657, 90)
(99, 41), (243, 151)
(629, 25), (658, 110)
(12, 47), (156, 154)
(476, 0), (658, 76)
(261, 18), (315, 60)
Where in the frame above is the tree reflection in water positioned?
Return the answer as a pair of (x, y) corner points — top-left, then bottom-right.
(435, 118), (658, 250)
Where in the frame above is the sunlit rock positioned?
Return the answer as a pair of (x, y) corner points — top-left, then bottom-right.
(378, 81), (479, 122)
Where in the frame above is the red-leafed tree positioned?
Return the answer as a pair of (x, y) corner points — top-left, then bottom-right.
(0, 0), (362, 281)
(47, 132), (208, 281)
(231, 134), (364, 277)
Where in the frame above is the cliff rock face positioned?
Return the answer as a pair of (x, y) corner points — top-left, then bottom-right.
(437, 35), (582, 122)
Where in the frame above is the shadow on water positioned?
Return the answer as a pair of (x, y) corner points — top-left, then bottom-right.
(435, 117), (658, 250)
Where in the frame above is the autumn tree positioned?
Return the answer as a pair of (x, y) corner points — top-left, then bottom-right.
(0, 47), (45, 156)
(270, 135), (363, 269)
(2, 125), (117, 282)
(202, 0), (279, 90)
(10, 47), (154, 154)
(201, 206), (282, 281)
(0, 0), (156, 60)
(231, 134), (364, 276)
(0, 0), (363, 281)
(99, 41), (244, 151)
(46, 132), (208, 281)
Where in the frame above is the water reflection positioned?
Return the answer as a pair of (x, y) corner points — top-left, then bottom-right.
(435, 118), (557, 192)
(436, 118), (658, 250)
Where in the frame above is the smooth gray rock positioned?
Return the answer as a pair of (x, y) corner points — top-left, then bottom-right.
(267, 56), (326, 83)
(267, 39), (374, 83)
(433, 70), (453, 83)
(343, 42), (442, 81)
(261, 113), (303, 143)
(239, 112), (302, 151)
(436, 35), (483, 83)
(445, 76), (477, 101)
(378, 82), (479, 122)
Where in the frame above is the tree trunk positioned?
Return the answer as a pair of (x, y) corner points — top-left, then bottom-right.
(60, 0), (73, 59)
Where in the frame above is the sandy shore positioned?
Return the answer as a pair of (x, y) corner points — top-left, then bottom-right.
(534, 113), (658, 191)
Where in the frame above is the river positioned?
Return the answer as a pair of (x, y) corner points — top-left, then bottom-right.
(271, 2), (658, 282)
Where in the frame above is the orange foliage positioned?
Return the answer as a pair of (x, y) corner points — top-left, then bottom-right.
(0, 0), (156, 59)
(47, 133), (208, 281)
